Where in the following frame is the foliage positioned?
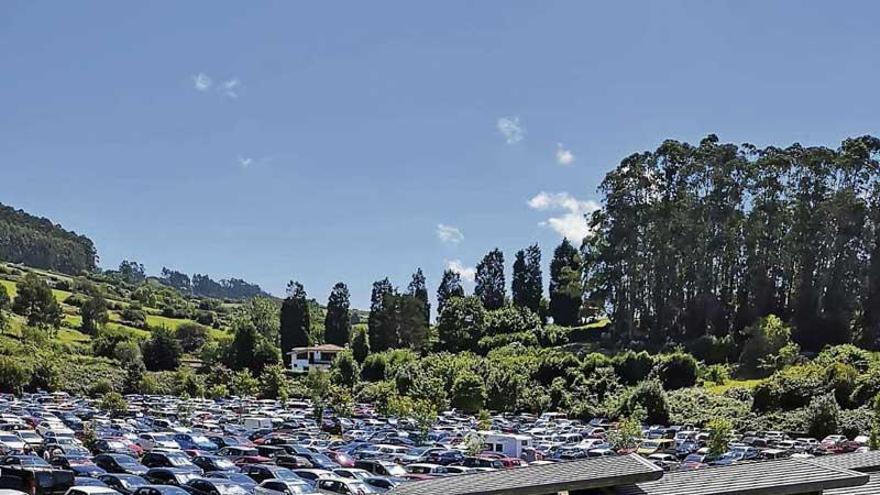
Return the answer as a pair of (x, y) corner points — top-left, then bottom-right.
(805, 393), (840, 439)
(608, 412), (643, 451)
(142, 327), (182, 371)
(324, 282), (351, 346)
(549, 239), (583, 326)
(437, 296), (486, 353)
(351, 326), (370, 363)
(614, 351), (655, 385)
(281, 282), (311, 363)
(653, 352), (698, 390)
(436, 269), (465, 316)
(512, 244), (543, 315)
(259, 364), (289, 400)
(451, 371), (486, 413)
(0, 356), (30, 393)
(0, 202), (97, 274)
(175, 322), (209, 353)
(475, 248), (506, 310)
(708, 418), (732, 456)
(12, 273), (61, 330)
(331, 350), (359, 388)
(100, 391), (128, 416)
(618, 379), (669, 425)
(739, 315), (799, 377)
(230, 369), (259, 397)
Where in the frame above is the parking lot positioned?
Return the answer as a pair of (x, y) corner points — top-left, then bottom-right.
(0, 392), (872, 495)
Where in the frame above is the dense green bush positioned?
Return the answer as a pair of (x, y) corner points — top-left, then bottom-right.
(614, 350), (655, 385)
(653, 352), (699, 390)
(618, 379), (670, 425)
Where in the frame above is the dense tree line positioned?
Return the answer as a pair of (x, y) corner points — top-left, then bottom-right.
(157, 267), (267, 300)
(587, 135), (880, 352)
(0, 202), (97, 274)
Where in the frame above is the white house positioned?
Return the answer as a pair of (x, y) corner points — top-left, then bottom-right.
(287, 344), (345, 374)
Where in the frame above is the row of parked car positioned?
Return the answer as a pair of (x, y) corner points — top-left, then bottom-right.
(0, 392), (870, 495)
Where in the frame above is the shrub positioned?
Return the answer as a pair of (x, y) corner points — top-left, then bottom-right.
(451, 371), (487, 414)
(176, 322), (209, 353)
(478, 331), (539, 353)
(614, 351), (655, 385)
(142, 327), (182, 371)
(653, 352), (698, 390)
(351, 326), (370, 363)
(88, 378), (114, 397)
(361, 353), (387, 382)
(534, 350), (580, 386)
(752, 364), (825, 412)
(619, 379), (669, 425)
(0, 356), (30, 393)
(805, 393), (840, 439)
(332, 350), (360, 388)
(739, 315), (798, 377)
(688, 334), (737, 364)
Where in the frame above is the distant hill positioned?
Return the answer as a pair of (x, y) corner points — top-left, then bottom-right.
(0, 202), (97, 274)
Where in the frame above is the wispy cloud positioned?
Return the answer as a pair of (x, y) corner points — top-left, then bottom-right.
(193, 73), (213, 92)
(192, 73), (242, 98)
(497, 116), (525, 144)
(445, 259), (476, 283)
(237, 156), (254, 168)
(436, 224), (464, 244)
(528, 191), (600, 241)
(221, 78), (241, 99)
(556, 143), (575, 166)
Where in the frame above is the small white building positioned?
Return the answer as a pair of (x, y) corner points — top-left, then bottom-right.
(482, 431), (534, 459)
(287, 344), (345, 374)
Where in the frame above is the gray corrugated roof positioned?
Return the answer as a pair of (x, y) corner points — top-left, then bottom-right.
(811, 451), (880, 473)
(387, 454), (663, 495)
(826, 473), (880, 495)
(614, 459), (868, 495)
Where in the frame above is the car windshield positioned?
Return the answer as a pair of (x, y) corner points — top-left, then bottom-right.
(22, 457), (51, 467)
(0, 435), (20, 442)
(167, 455), (193, 467)
(273, 469), (299, 482)
(120, 477), (148, 488)
(106, 441), (127, 449)
(286, 485), (313, 495)
(215, 484), (249, 495)
(223, 474), (254, 485)
(385, 464), (406, 477)
(350, 482), (381, 494)
(176, 473), (199, 484)
(212, 458), (236, 470)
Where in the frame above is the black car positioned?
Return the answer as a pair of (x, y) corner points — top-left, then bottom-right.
(50, 455), (107, 477)
(141, 452), (201, 474)
(144, 468), (201, 486)
(238, 464), (301, 484)
(425, 450), (465, 466)
(184, 478), (251, 495)
(192, 455), (239, 473)
(94, 454), (149, 475)
(98, 474), (149, 495)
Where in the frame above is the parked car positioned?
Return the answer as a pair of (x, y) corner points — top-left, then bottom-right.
(141, 452), (200, 474)
(94, 455), (148, 476)
(96, 475), (149, 495)
(142, 469), (199, 487)
(183, 479), (250, 495)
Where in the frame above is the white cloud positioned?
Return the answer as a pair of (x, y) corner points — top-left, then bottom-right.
(445, 259), (476, 283)
(193, 73), (213, 91)
(436, 224), (464, 244)
(528, 191), (600, 241)
(556, 143), (575, 166)
(237, 156), (253, 168)
(497, 116), (525, 144)
(221, 78), (241, 98)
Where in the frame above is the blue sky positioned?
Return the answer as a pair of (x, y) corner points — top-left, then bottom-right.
(2, 1), (879, 310)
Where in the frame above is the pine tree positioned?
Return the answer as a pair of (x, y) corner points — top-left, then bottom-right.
(280, 281), (311, 365)
(512, 244), (542, 314)
(437, 269), (465, 316)
(475, 248), (506, 310)
(549, 238), (583, 326)
(324, 282), (351, 346)
(368, 278), (397, 352)
(407, 268), (430, 325)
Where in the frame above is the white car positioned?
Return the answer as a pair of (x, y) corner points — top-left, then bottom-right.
(0, 433), (26, 452)
(253, 480), (317, 495)
(315, 478), (382, 494)
(136, 432), (180, 451)
(37, 422), (74, 437)
(332, 468), (371, 481)
(64, 488), (121, 495)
